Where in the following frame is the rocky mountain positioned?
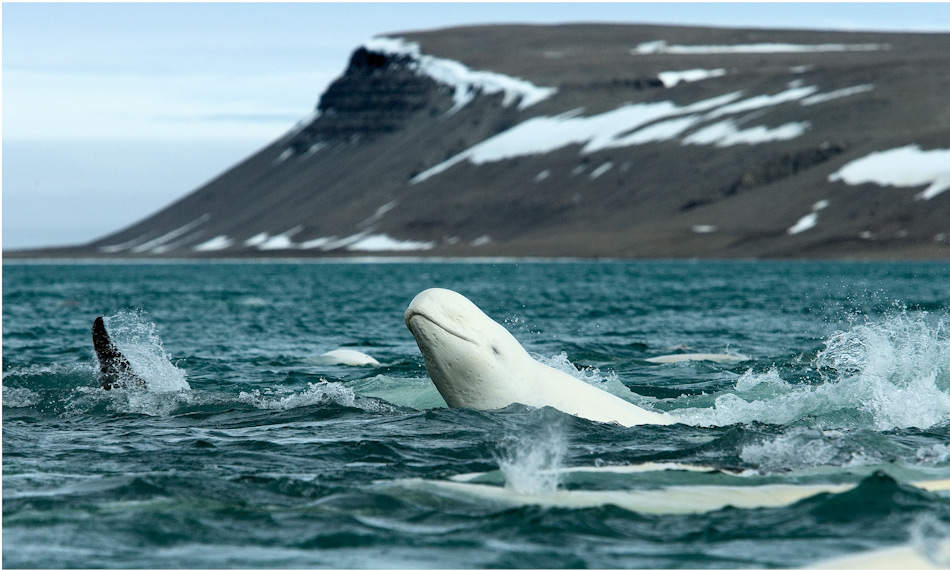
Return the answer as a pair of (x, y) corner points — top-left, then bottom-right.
(16, 23), (950, 259)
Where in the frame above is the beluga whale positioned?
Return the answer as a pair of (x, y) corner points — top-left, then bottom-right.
(404, 288), (674, 426)
(92, 316), (146, 390)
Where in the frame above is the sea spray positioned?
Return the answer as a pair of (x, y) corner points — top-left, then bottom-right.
(739, 427), (880, 471)
(102, 311), (190, 392)
(916, 443), (950, 465)
(815, 311), (950, 430)
(673, 312), (950, 430)
(494, 423), (566, 494)
(238, 381), (395, 413)
(909, 515), (950, 567)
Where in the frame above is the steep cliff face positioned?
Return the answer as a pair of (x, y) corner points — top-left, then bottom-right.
(23, 23), (950, 259)
(301, 47), (445, 142)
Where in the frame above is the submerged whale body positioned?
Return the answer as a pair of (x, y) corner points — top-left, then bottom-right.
(645, 353), (749, 364)
(404, 288), (673, 426)
(92, 317), (146, 390)
(311, 348), (381, 367)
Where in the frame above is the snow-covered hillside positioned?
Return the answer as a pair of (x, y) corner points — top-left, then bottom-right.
(17, 23), (949, 260)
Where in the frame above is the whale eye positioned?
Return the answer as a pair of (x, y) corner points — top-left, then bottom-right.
(491, 345), (501, 356)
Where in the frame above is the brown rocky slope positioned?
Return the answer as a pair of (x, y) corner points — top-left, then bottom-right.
(11, 23), (950, 259)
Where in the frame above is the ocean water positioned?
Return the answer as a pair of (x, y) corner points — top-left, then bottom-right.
(3, 260), (950, 569)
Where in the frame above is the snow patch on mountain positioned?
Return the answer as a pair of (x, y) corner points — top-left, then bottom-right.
(657, 68), (726, 87)
(788, 200), (830, 235)
(634, 40), (887, 55)
(130, 215), (210, 254)
(412, 80), (866, 183)
(364, 37), (557, 113)
(193, 235), (233, 252)
(829, 145), (950, 200)
(346, 234), (435, 252)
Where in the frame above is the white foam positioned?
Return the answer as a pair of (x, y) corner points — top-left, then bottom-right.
(673, 313), (950, 430)
(192, 235), (233, 252)
(2, 386), (39, 407)
(657, 68), (726, 87)
(740, 428), (877, 471)
(692, 225), (717, 233)
(633, 40), (887, 55)
(917, 443), (950, 465)
(363, 37), (557, 113)
(237, 381), (386, 411)
(829, 145), (950, 200)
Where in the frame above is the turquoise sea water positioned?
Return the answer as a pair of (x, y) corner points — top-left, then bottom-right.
(3, 260), (950, 568)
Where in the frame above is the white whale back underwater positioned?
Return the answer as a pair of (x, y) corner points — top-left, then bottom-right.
(404, 288), (673, 426)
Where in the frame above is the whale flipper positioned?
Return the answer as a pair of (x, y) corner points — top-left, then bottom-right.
(92, 316), (146, 390)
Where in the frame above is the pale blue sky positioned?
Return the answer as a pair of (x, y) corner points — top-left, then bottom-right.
(4, 2), (950, 249)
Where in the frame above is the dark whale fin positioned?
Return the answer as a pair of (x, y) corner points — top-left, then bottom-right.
(92, 316), (146, 390)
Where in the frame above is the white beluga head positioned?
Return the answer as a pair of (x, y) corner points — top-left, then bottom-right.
(405, 288), (673, 426)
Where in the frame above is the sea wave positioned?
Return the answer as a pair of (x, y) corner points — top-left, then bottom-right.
(238, 381), (395, 413)
(672, 312), (950, 430)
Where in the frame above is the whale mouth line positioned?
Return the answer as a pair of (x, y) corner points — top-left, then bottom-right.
(406, 312), (480, 346)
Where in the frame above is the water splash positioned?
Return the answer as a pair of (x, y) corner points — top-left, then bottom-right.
(815, 311), (950, 430)
(2, 386), (40, 407)
(916, 443), (950, 465)
(238, 381), (393, 412)
(103, 311), (189, 392)
(494, 424), (566, 494)
(673, 312), (950, 430)
(909, 515), (950, 568)
(739, 428), (879, 471)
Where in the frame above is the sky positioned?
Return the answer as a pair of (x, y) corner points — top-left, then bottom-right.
(4, 2), (950, 250)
